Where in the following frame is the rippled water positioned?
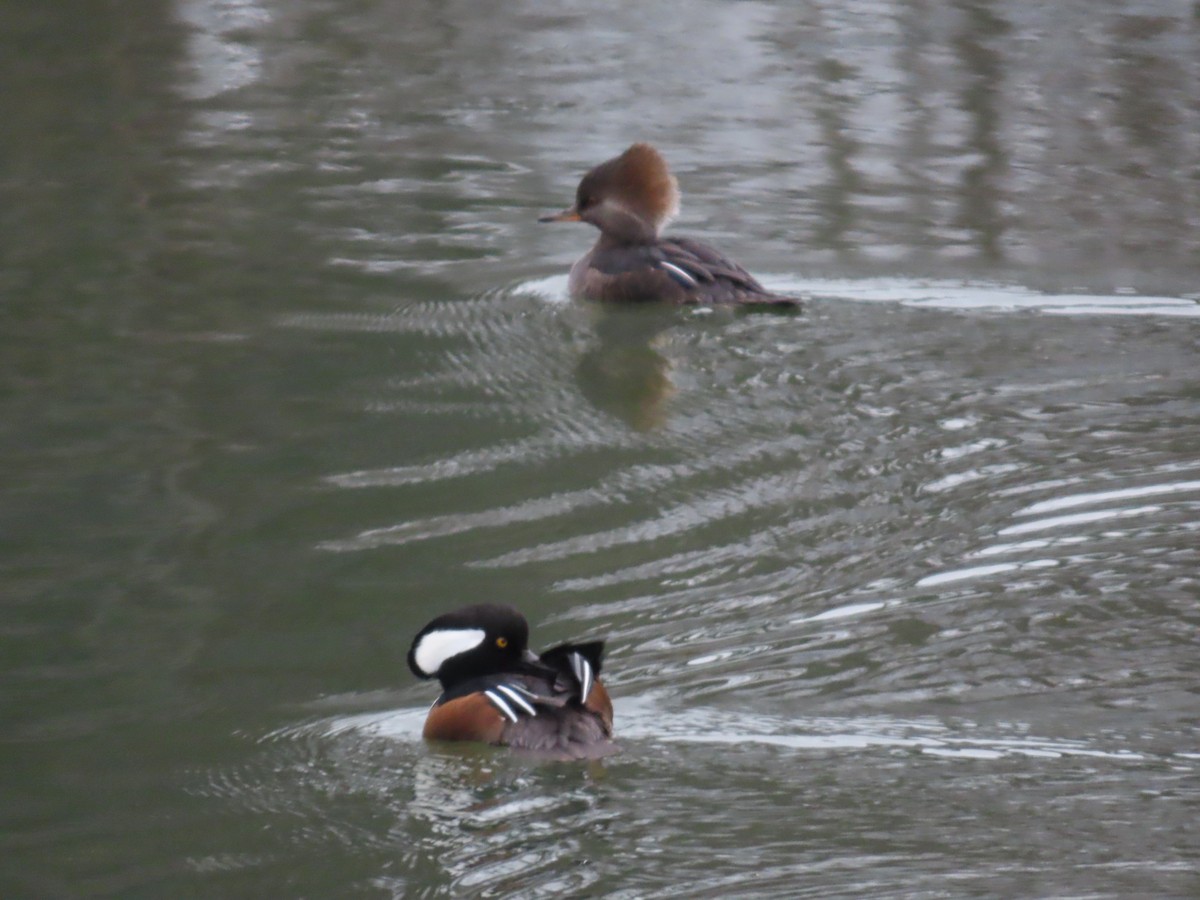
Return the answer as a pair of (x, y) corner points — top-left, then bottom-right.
(4, 1), (1200, 897)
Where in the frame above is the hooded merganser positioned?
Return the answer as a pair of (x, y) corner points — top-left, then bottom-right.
(408, 603), (615, 759)
(539, 143), (800, 308)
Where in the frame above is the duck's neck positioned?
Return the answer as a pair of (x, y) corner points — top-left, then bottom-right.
(595, 222), (659, 249)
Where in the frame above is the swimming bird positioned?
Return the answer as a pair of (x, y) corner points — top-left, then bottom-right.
(539, 142), (800, 308)
(408, 603), (615, 759)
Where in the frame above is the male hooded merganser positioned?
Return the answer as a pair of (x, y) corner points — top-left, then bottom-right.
(539, 143), (800, 307)
(408, 603), (615, 759)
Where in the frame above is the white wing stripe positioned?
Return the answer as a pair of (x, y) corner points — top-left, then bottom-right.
(484, 689), (519, 723)
(569, 652), (594, 702)
(660, 261), (699, 287)
(494, 684), (538, 717)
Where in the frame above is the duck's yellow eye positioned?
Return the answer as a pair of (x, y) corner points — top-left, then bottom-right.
(496, 637), (508, 648)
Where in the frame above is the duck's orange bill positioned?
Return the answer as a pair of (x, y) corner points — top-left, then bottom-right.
(538, 208), (582, 223)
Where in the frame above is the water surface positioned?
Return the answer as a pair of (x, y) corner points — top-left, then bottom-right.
(2, 1), (1199, 897)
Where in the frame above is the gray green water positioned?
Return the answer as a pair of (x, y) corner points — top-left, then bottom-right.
(3, 1), (1199, 897)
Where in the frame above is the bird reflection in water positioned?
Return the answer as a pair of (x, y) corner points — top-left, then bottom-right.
(574, 303), (799, 430)
(574, 306), (681, 431)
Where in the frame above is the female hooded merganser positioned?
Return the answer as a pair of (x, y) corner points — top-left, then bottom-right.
(408, 603), (615, 759)
(540, 143), (800, 308)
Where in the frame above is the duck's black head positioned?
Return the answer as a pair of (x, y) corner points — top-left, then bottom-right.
(407, 603), (535, 691)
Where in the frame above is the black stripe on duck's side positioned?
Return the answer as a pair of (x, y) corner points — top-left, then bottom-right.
(485, 683), (539, 720)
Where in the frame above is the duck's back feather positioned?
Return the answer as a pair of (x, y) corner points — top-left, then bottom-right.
(574, 236), (799, 307)
(426, 644), (615, 759)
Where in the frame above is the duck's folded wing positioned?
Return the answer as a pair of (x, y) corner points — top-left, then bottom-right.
(654, 237), (767, 291)
(538, 641), (605, 704)
(480, 682), (549, 721)
(495, 673), (616, 758)
(428, 673), (615, 756)
(501, 703), (616, 759)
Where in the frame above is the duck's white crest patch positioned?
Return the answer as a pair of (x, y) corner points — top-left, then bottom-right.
(413, 628), (485, 675)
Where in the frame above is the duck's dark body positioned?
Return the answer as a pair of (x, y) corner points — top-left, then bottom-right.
(426, 667), (614, 759)
(409, 605), (615, 760)
(541, 143), (800, 308)
(569, 234), (797, 307)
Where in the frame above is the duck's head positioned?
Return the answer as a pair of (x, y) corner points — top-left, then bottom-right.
(540, 143), (681, 243)
(408, 603), (540, 690)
